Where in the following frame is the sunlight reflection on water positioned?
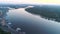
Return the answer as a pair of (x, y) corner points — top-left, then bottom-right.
(7, 8), (60, 34)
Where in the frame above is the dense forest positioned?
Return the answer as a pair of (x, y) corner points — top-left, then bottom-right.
(0, 28), (11, 34)
(25, 5), (60, 22)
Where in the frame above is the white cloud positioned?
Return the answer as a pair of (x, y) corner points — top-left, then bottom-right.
(0, 0), (60, 5)
(0, 0), (39, 4)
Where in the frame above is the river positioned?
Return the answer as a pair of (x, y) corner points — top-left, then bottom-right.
(7, 8), (60, 34)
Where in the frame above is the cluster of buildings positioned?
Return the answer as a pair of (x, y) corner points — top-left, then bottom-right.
(0, 8), (26, 34)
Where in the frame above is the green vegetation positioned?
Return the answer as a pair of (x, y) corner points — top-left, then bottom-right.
(25, 5), (60, 22)
(0, 28), (11, 34)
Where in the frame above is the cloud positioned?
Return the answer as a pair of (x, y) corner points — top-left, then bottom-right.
(0, 0), (60, 4)
(0, 0), (37, 4)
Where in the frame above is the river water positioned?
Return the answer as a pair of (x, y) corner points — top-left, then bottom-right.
(7, 8), (60, 34)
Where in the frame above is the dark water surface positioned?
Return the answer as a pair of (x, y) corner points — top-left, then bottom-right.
(7, 8), (60, 34)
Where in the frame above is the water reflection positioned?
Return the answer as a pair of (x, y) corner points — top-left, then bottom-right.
(7, 8), (60, 34)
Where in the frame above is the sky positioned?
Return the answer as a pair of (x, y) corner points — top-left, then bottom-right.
(0, 0), (60, 5)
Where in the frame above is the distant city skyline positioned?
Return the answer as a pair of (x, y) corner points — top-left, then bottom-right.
(0, 0), (60, 5)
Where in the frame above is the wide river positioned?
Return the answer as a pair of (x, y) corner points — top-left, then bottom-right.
(7, 8), (60, 34)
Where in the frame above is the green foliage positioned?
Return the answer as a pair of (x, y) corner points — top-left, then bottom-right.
(25, 5), (60, 22)
(0, 28), (11, 34)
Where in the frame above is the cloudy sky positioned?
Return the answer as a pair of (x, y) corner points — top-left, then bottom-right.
(0, 0), (60, 4)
